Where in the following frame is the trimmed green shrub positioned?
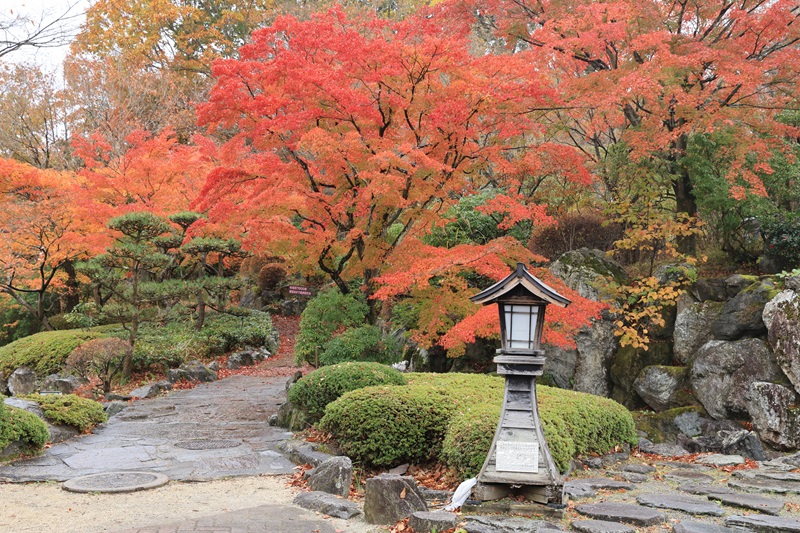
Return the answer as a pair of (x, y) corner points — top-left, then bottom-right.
(0, 330), (103, 377)
(295, 288), (369, 365)
(441, 383), (639, 476)
(319, 325), (404, 366)
(320, 372), (638, 474)
(320, 383), (456, 467)
(288, 362), (406, 422)
(25, 394), (108, 432)
(320, 373), (504, 467)
(0, 402), (49, 455)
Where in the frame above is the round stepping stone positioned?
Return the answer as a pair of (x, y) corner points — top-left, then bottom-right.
(575, 502), (665, 527)
(728, 477), (800, 494)
(665, 470), (714, 482)
(673, 521), (736, 532)
(637, 493), (724, 516)
(572, 519), (636, 533)
(707, 492), (785, 515)
(621, 464), (656, 474)
(726, 514), (800, 532)
(697, 454), (744, 467)
(63, 471), (169, 493)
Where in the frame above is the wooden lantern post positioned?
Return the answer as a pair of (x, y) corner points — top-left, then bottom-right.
(470, 263), (571, 505)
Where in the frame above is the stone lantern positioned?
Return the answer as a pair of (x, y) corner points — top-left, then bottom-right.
(469, 263), (571, 505)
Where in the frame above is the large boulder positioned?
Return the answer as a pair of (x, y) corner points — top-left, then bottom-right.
(673, 296), (722, 364)
(690, 338), (783, 420)
(633, 366), (693, 412)
(7, 367), (37, 396)
(308, 456), (353, 497)
(611, 342), (672, 409)
(711, 279), (776, 340)
(766, 291), (800, 395)
(364, 474), (427, 525)
(544, 311), (617, 396)
(549, 248), (628, 301)
(746, 382), (799, 451)
(167, 360), (218, 383)
(684, 430), (766, 461)
(40, 374), (88, 395)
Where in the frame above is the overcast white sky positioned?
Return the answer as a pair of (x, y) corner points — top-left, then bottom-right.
(2, 0), (89, 68)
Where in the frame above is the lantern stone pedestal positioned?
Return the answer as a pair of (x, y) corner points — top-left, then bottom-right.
(468, 263), (571, 507)
(473, 353), (564, 505)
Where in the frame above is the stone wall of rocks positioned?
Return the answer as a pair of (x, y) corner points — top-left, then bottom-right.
(542, 248), (800, 455)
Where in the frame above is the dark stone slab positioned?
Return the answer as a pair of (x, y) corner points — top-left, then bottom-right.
(565, 477), (634, 499)
(418, 487), (453, 504)
(677, 483), (735, 496)
(726, 514), (800, 532)
(618, 472), (648, 483)
(575, 502), (665, 526)
(707, 491), (785, 515)
(462, 515), (558, 533)
(637, 493), (724, 516)
(733, 469), (800, 483)
(409, 511), (459, 533)
(276, 440), (334, 467)
(621, 464), (656, 474)
(639, 440), (689, 457)
(657, 461), (711, 471)
(292, 491), (361, 519)
(728, 477), (800, 494)
(665, 470), (714, 482)
(572, 519), (636, 533)
(62, 471), (169, 493)
(673, 521), (736, 533)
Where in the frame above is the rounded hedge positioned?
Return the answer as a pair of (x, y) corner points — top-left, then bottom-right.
(0, 402), (49, 456)
(288, 362), (406, 422)
(25, 394), (108, 432)
(320, 383), (455, 466)
(0, 330), (103, 377)
(320, 373), (638, 475)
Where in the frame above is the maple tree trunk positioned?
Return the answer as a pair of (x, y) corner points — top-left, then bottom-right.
(670, 134), (698, 256)
(62, 260), (80, 312)
(363, 268), (381, 324)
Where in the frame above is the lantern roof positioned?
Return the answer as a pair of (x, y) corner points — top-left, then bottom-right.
(470, 263), (571, 308)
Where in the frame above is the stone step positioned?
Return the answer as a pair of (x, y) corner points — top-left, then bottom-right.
(728, 477), (800, 494)
(726, 514), (800, 532)
(575, 502), (665, 527)
(636, 493), (724, 516)
(572, 519), (636, 533)
(706, 491), (785, 515)
(664, 470), (714, 482)
(672, 520), (736, 533)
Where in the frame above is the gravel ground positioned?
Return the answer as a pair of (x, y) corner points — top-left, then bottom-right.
(0, 474), (378, 533)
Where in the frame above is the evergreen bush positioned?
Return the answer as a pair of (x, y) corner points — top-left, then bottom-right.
(320, 373), (638, 474)
(288, 362), (406, 422)
(0, 330), (104, 377)
(0, 402), (49, 456)
(319, 325), (404, 366)
(294, 288), (369, 365)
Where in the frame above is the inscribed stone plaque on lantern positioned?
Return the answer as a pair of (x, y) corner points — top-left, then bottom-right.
(496, 441), (539, 473)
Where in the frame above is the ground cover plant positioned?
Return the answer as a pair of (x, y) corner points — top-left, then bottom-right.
(0, 330), (104, 377)
(24, 394), (108, 432)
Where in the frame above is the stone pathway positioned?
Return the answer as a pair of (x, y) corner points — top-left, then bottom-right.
(0, 373), (376, 533)
(0, 374), (296, 482)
